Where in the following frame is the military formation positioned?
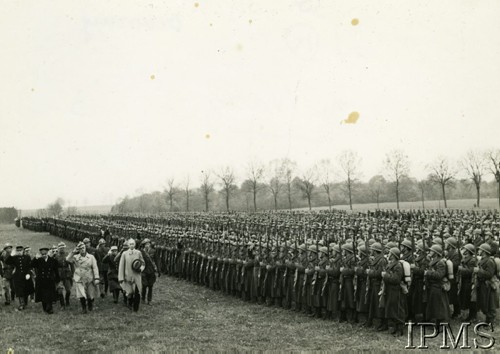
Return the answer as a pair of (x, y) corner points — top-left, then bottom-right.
(1, 221), (157, 314)
(14, 209), (500, 335)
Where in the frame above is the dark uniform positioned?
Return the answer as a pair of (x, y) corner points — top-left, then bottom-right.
(5, 250), (34, 309)
(31, 253), (60, 314)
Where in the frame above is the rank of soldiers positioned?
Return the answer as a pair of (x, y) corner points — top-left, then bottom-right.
(16, 208), (500, 335)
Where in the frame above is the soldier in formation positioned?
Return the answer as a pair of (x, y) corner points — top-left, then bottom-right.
(16, 209), (500, 333)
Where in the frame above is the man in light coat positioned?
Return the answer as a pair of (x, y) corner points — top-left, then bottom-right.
(119, 239), (145, 312)
(66, 242), (100, 314)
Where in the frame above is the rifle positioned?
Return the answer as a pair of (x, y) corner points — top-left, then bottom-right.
(457, 224), (463, 295)
(338, 228), (344, 301)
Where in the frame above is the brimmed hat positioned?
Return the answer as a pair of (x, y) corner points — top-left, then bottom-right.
(3, 243), (12, 250)
(110, 246), (118, 251)
(131, 259), (144, 272)
(39, 247), (50, 252)
(58, 242), (66, 249)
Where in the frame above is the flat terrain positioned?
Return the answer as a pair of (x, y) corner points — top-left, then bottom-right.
(305, 198), (500, 212)
(0, 225), (496, 352)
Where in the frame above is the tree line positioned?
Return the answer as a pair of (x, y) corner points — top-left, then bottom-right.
(110, 149), (500, 213)
(0, 207), (18, 224)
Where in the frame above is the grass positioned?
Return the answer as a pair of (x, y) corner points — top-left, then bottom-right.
(0, 224), (497, 351)
(303, 197), (500, 212)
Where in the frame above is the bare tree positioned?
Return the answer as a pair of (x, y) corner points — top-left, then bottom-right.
(281, 158), (297, 210)
(295, 167), (317, 210)
(417, 180), (430, 209)
(246, 161), (265, 212)
(384, 149), (410, 209)
(200, 171), (214, 212)
(368, 175), (386, 209)
(488, 149), (500, 208)
(165, 178), (177, 211)
(183, 176), (191, 212)
(267, 159), (285, 210)
(316, 159), (335, 210)
(47, 197), (64, 216)
(337, 150), (361, 210)
(427, 156), (456, 208)
(461, 150), (486, 208)
(217, 166), (237, 212)
(65, 206), (78, 215)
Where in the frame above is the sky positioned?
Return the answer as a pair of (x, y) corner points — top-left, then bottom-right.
(1, 0), (500, 210)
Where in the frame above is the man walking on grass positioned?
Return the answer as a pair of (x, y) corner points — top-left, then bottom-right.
(31, 247), (60, 314)
(66, 242), (100, 314)
(119, 238), (145, 312)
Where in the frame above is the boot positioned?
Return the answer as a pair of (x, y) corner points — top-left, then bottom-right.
(133, 292), (140, 312)
(113, 290), (119, 304)
(362, 319), (373, 328)
(147, 287), (153, 304)
(65, 292), (71, 306)
(466, 307), (478, 322)
(80, 298), (87, 314)
(46, 302), (54, 314)
(18, 298), (25, 311)
(59, 294), (65, 308)
(376, 319), (388, 331)
(393, 323), (404, 337)
(339, 312), (347, 323)
(87, 298), (94, 311)
(128, 296), (134, 309)
(314, 307), (322, 318)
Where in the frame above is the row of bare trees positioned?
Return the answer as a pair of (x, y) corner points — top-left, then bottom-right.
(114, 149), (500, 213)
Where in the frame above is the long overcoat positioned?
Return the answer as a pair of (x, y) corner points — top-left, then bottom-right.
(31, 256), (59, 303)
(382, 260), (406, 322)
(425, 258), (450, 321)
(118, 249), (144, 295)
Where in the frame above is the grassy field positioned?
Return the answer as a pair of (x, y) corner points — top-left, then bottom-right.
(304, 197), (500, 212)
(0, 225), (496, 351)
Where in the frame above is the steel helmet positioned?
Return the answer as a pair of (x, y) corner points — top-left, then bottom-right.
(389, 247), (400, 259)
(478, 243), (492, 255)
(432, 237), (443, 247)
(386, 242), (398, 250)
(444, 237), (458, 249)
(330, 244), (341, 255)
(308, 245), (318, 253)
(370, 242), (383, 253)
(461, 243), (475, 255)
(341, 243), (354, 253)
(429, 244), (443, 257)
(401, 239), (413, 251)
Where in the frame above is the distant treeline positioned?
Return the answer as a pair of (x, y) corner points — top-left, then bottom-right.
(112, 176), (499, 213)
(112, 150), (500, 213)
(0, 207), (18, 224)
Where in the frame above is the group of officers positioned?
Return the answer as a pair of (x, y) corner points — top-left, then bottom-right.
(16, 209), (500, 336)
(1, 227), (158, 314)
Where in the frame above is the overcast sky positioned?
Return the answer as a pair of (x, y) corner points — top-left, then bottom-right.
(1, 1), (499, 210)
